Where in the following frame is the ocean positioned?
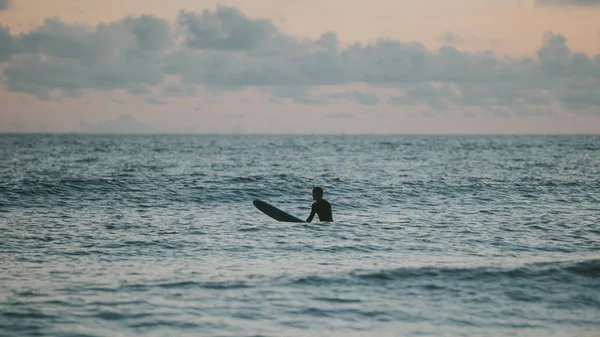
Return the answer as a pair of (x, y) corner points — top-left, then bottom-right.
(1, 134), (599, 337)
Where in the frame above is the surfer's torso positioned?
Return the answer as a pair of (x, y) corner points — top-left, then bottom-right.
(311, 199), (333, 222)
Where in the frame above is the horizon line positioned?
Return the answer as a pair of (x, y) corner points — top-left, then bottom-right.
(1, 132), (599, 136)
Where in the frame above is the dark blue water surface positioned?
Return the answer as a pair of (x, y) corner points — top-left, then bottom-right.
(1, 134), (599, 337)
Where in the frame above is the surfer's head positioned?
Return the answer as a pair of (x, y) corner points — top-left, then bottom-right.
(312, 186), (324, 200)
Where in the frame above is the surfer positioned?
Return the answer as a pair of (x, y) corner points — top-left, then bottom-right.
(306, 187), (333, 222)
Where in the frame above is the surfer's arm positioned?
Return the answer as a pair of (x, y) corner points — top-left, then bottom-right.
(306, 204), (316, 222)
(306, 210), (315, 222)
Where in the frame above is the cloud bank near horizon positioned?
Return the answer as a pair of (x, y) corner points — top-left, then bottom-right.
(0, 0), (10, 11)
(0, 5), (599, 118)
(536, 0), (600, 6)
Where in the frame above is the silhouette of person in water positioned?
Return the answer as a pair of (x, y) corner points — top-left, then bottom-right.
(306, 187), (333, 222)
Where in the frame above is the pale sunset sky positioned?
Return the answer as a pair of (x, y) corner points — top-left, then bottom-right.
(0, 0), (599, 134)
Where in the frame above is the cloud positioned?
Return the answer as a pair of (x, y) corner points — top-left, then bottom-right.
(269, 97), (283, 104)
(161, 82), (197, 97)
(269, 86), (330, 105)
(328, 91), (380, 106)
(388, 83), (455, 110)
(231, 124), (246, 133)
(326, 112), (354, 119)
(421, 109), (440, 117)
(0, 0), (10, 11)
(127, 84), (153, 96)
(81, 114), (153, 133)
(11, 121), (24, 131)
(143, 96), (166, 105)
(108, 96), (125, 104)
(437, 32), (506, 50)
(183, 126), (197, 133)
(177, 6), (280, 51)
(0, 6), (598, 117)
(535, 0), (600, 6)
(0, 26), (14, 61)
(268, 87), (379, 106)
(438, 32), (463, 46)
(3, 15), (171, 98)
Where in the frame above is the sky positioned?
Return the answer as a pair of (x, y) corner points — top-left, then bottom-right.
(0, 0), (599, 134)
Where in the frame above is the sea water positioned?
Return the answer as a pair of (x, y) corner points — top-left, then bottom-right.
(1, 134), (599, 337)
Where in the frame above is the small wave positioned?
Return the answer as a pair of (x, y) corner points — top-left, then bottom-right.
(121, 280), (253, 291)
(2, 177), (136, 201)
(129, 320), (200, 329)
(313, 296), (362, 303)
(289, 306), (392, 321)
(290, 275), (338, 286)
(504, 289), (543, 302)
(197, 281), (253, 289)
(95, 311), (128, 321)
(314, 245), (386, 253)
(288, 259), (600, 287)
(355, 259), (600, 282)
(238, 226), (262, 232)
(74, 157), (99, 163)
(121, 240), (183, 250)
(228, 176), (265, 183)
(552, 259), (600, 278)
(2, 310), (56, 319)
(156, 281), (204, 289)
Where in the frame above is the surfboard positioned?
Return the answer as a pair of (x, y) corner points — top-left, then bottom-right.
(253, 199), (305, 223)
